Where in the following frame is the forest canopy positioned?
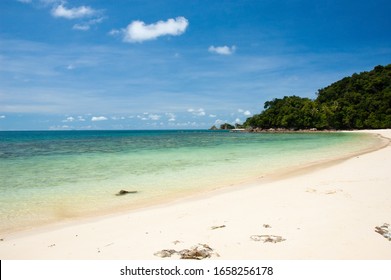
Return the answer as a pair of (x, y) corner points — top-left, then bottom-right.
(244, 64), (391, 130)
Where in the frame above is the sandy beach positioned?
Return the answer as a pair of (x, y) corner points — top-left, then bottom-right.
(1, 129), (390, 260)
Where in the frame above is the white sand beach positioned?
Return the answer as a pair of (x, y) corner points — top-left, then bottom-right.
(1, 129), (390, 260)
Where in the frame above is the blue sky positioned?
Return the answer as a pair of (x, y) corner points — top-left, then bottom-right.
(1, 0), (390, 130)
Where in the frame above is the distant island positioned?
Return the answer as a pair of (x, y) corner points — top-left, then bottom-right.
(210, 123), (236, 130)
(212, 64), (391, 131)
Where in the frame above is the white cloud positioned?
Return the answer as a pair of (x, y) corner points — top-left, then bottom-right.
(122, 17), (189, 43)
(148, 114), (161, 121)
(91, 116), (108, 121)
(137, 114), (161, 121)
(111, 116), (125, 120)
(51, 4), (96, 19)
(244, 110), (251, 116)
(62, 116), (75, 122)
(235, 118), (241, 124)
(188, 108), (206, 116)
(73, 23), (90, 31)
(165, 113), (176, 122)
(208, 45), (236, 55)
(209, 114), (217, 118)
(73, 17), (105, 31)
(62, 115), (86, 122)
(21, 1), (104, 30)
(0, 115), (5, 119)
(173, 121), (199, 127)
(108, 29), (121, 36)
(238, 109), (251, 116)
(213, 119), (225, 125)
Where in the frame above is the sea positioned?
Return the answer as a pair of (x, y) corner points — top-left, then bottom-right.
(0, 130), (383, 233)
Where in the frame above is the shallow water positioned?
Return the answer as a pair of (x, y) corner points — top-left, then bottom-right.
(0, 130), (382, 233)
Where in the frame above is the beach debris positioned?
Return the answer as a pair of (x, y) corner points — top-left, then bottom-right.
(154, 244), (219, 260)
(211, 225), (226, 230)
(263, 224), (272, 228)
(172, 240), (182, 245)
(250, 235), (286, 243)
(115, 190), (138, 196)
(154, 249), (177, 258)
(179, 244), (216, 260)
(48, 244), (56, 247)
(0, 238), (4, 241)
(375, 223), (391, 241)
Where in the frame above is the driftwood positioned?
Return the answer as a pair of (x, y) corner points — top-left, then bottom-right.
(115, 190), (138, 196)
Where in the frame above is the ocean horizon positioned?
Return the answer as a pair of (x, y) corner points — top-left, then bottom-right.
(0, 130), (383, 233)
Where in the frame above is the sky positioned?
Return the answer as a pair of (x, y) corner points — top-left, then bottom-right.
(0, 0), (390, 130)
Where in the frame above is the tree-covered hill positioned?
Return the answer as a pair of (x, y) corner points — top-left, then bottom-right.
(244, 64), (391, 130)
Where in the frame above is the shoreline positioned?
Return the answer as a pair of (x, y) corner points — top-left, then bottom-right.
(0, 130), (383, 236)
(0, 131), (386, 236)
(1, 129), (391, 259)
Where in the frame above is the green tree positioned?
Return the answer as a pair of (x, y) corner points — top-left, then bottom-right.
(245, 64), (391, 130)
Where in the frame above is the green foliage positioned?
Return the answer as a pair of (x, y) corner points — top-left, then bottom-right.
(246, 96), (316, 129)
(244, 64), (391, 130)
(220, 123), (235, 129)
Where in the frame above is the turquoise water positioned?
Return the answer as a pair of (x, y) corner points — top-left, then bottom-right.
(0, 130), (382, 233)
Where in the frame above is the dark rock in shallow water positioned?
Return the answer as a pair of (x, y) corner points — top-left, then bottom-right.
(116, 190), (138, 196)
